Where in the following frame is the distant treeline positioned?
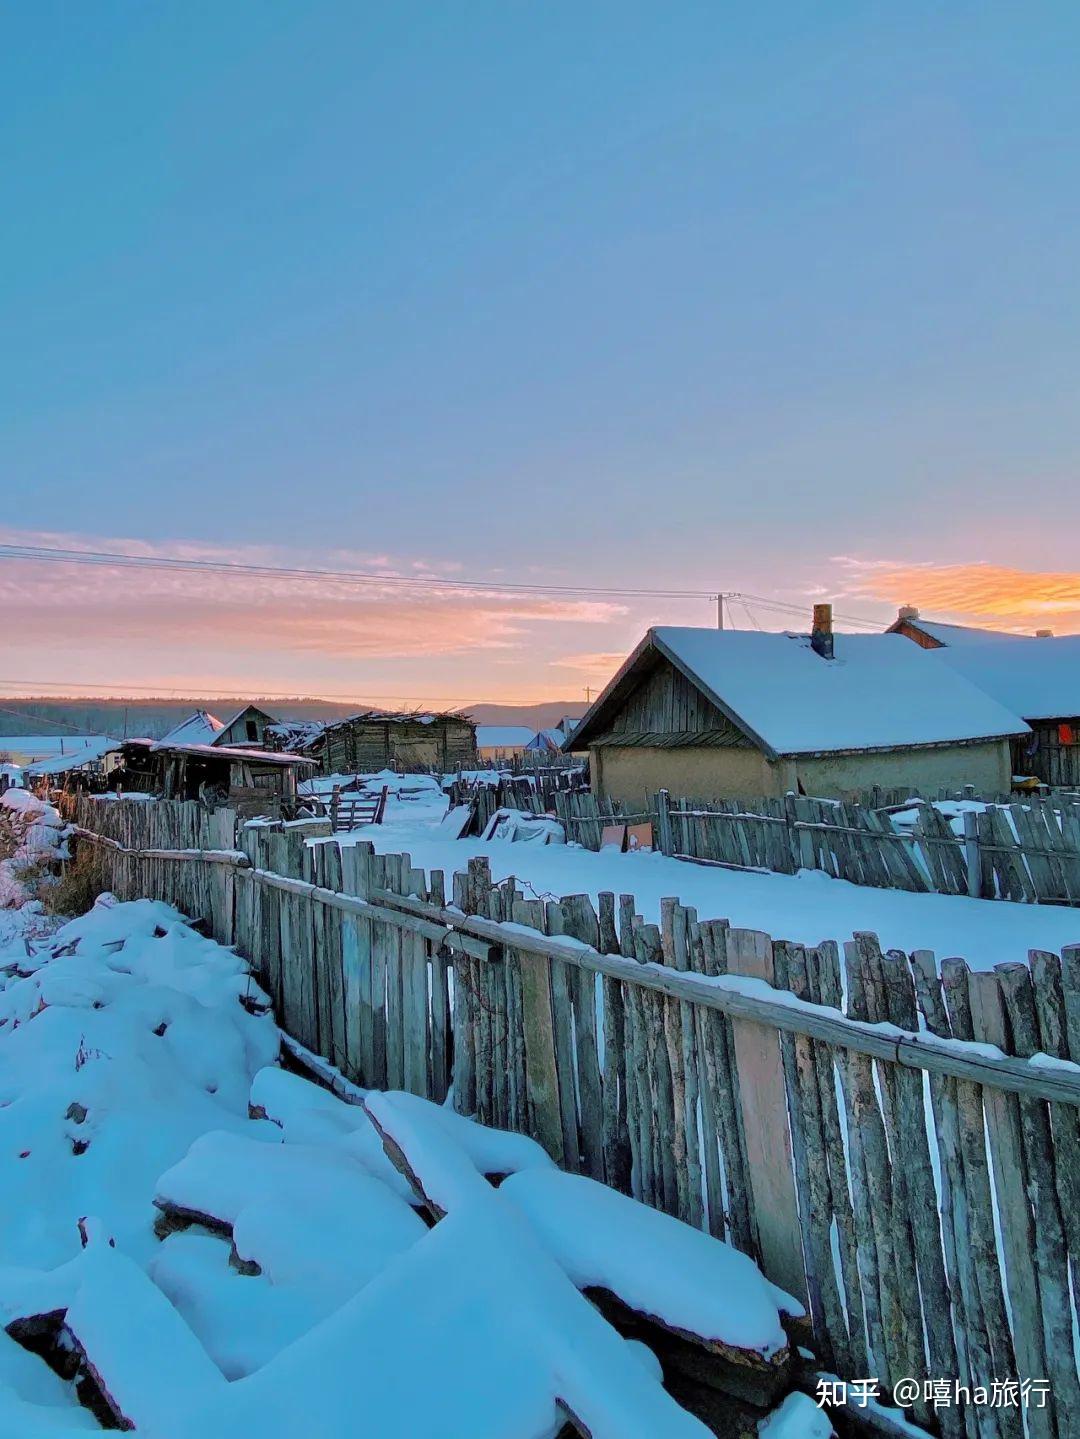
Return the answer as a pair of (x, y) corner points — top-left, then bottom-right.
(0, 697), (582, 740)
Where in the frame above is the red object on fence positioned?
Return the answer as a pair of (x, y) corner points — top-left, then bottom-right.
(1059, 723), (1075, 746)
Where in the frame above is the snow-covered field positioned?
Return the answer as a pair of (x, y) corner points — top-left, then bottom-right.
(334, 775), (1080, 968)
(0, 895), (828, 1438)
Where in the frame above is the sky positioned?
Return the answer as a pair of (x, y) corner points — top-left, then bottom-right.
(3, 2), (1080, 705)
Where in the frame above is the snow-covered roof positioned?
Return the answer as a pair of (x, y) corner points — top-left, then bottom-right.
(476, 725), (535, 749)
(572, 627), (1028, 759)
(901, 619), (1031, 649)
(0, 734), (114, 764)
(149, 741), (311, 766)
(925, 634), (1080, 723)
(158, 711), (225, 747)
(24, 736), (121, 776)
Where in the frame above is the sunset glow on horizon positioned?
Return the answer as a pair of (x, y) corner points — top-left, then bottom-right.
(4, 6), (1079, 705)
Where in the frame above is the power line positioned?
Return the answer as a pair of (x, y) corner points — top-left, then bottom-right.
(0, 543), (885, 625)
(0, 543), (717, 602)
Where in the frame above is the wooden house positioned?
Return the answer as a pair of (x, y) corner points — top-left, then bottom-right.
(567, 614), (1028, 803)
(212, 704), (279, 749)
(157, 706), (279, 750)
(887, 608), (1080, 786)
(286, 711), (477, 775)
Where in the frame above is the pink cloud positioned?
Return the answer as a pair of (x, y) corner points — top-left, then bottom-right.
(0, 529), (623, 667)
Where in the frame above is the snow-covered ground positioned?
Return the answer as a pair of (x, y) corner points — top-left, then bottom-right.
(336, 779), (1080, 968)
(0, 895), (828, 1438)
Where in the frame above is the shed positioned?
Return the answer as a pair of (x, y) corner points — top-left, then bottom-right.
(315, 711), (477, 775)
(115, 739), (311, 817)
(887, 608), (1080, 786)
(211, 704), (279, 749)
(568, 621), (1028, 803)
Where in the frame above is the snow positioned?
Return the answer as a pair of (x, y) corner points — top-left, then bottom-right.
(0, 736), (114, 766)
(477, 725), (536, 750)
(758, 1392), (834, 1439)
(0, 898), (757, 1435)
(926, 632), (1080, 723)
(156, 711), (224, 747)
(1, 789), (68, 910)
(25, 738), (119, 777)
(499, 1168), (798, 1355)
(180, 1192), (712, 1439)
(354, 806), (1080, 968)
(639, 628), (1029, 755)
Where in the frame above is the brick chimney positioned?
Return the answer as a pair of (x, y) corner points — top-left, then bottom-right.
(898, 605), (920, 621)
(1035, 628), (1054, 638)
(811, 603), (834, 660)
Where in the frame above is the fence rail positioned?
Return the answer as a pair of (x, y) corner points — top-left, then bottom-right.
(67, 795), (1080, 1439)
(552, 788), (1080, 907)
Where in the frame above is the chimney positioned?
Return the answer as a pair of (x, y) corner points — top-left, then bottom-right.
(898, 605), (920, 621)
(1035, 628), (1054, 638)
(811, 603), (834, 660)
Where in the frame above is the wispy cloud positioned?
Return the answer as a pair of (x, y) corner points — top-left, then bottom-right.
(0, 528), (623, 666)
(836, 558), (1080, 632)
(552, 651), (626, 678)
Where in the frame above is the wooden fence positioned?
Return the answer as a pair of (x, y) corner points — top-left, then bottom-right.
(553, 788), (1080, 907)
(67, 796), (1080, 1439)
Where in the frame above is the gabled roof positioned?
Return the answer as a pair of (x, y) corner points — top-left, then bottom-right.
(889, 615), (1030, 649)
(210, 704), (279, 741)
(568, 627), (1028, 759)
(924, 634), (1080, 723)
(157, 710), (225, 747)
(476, 725), (535, 749)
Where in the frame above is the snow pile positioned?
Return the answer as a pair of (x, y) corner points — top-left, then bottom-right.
(0, 899), (819, 1437)
(0, 788), (68, 909)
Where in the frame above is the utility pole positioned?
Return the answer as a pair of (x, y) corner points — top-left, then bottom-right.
(585, 686), (593, 704)
(716, 593), (724, 629)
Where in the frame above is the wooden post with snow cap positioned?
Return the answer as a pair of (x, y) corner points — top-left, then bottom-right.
(725, 927), (808, 1312)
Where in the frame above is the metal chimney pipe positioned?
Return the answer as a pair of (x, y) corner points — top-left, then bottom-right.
(811, 603), (834, 659)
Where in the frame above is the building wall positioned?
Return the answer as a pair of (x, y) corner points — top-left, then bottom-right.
(593, 744), (791, 804)
(794, 738), (1011, 798)
(594, 736), (1012, 803)
(217, 709), (274, 748)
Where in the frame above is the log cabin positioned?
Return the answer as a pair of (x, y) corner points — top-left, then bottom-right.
(567, 611), (1028, 803)
(269, 710), (477, 775)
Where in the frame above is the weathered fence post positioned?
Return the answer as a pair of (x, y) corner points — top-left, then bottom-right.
(963, 809), (981, 898)
(725, 928), (808, 1312)
(655, 789), (673, 855)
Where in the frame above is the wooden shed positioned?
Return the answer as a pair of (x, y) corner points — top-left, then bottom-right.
(312, 711), (477, 775)
(888, 608), (1080, 786)
(116, 739), (311, 817)
(568, 621), (1028, 803)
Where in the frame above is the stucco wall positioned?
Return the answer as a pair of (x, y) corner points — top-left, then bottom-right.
(794, 739), (1011, 798)
(593, 736), (1012, 804)
(592, 745), (789, 805)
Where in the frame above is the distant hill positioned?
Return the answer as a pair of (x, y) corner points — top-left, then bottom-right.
(0, 696), (588, 740)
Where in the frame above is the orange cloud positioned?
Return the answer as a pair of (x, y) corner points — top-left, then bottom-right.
(552, 651), (626, 678)
(838, 560), (1080, 633)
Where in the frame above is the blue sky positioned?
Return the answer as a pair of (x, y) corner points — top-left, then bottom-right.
(3, 2), (1079, 701)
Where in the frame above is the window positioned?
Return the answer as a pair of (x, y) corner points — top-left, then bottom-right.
(246, 719), (258, 741)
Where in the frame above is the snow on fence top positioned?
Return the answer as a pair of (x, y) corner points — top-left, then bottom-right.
(648, 627), (1029, 756)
